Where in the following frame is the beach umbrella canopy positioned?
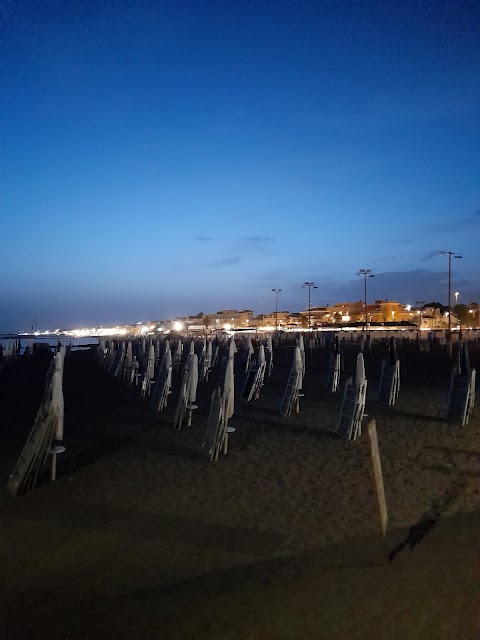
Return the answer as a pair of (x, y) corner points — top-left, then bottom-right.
(189, 339), (195, 355)
(460, 341), (471, 375)
(229, 337), (237, 358)
(188, 353), (198, 402)
(258, 344), (266, 366)
(51, 369), (64, 440)
(292, 346), (303, 390)
(389, 337), (398, 365)
(334, 335), (339, 355)
(146, 344), (155, 379)
(245, 335), (254, 355)
(267, 333), (273, 354)
(206, 340), (212, 360)
(174, 339), (183, 363)
(125, 342), (133, 369)
(165, 344), (172, 371)
(224, 356), (235, 419)
(297, 334), (304, 352)
(355, 352), (365, 388)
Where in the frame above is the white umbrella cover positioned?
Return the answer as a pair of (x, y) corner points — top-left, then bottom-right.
(188, 353), (198, 402)
(51, 370), (64, 440)
(224, 357), (235, 419)
(292, 346), (303, 390)
(355, 352), (365, 387)
(258, 344), (266, 365)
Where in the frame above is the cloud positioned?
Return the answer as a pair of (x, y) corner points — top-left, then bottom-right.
(422, 209), (480, 235)
(327, 268), (478, 306)
(195, 236), (213, 242)
(239, 236), (274, 243)
(200, 235), (275, 269)
(421, 251), (442, 262)
(206, 255), (242, 268)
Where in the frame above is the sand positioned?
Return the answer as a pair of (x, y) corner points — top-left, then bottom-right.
(0, 340), (478, 639)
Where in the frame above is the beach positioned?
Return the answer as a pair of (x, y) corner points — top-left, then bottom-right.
(0, 341), (478, 639)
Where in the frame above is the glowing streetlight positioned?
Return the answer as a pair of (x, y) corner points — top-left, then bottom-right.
(357, 269), (374, 331)
(439, 251), (462, 335)
(302, 282), (317, 330)
(455, 291), (459, 305)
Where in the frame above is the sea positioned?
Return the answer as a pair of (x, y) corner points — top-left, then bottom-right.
(0, 335), (99, 355)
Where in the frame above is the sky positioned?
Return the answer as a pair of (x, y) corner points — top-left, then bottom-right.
(1, 0), (479, 331)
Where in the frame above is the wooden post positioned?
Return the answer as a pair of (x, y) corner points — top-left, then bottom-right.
(367, 419), (388, 560)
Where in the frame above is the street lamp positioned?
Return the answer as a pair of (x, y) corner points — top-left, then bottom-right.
(357, 269), (374, 331)
(415, 300), (425, 329)
(272, 288), (282, 330)
(302, 282), (317, 330)
(439, 251), (462, 335)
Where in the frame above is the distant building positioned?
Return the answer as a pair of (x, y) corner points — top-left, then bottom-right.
(366, 300), (416, 324)
(254, 311), (290, 328)
(210, 309), (254, 329)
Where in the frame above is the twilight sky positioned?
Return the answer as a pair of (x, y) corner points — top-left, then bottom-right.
(1, 0), (479, 331)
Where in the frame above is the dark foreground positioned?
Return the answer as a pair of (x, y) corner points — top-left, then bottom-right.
(0, 346), (478, 638)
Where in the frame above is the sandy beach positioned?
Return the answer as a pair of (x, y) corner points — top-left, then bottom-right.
(0, 340), (479, 639)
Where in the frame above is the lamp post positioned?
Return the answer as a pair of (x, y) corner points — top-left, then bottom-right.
(302, 282), (317, 330)
(272, 288), (282, 330)
(439, 251), (462, 335)
(357, 269), (374, 331)
(415, 300), (425, 330)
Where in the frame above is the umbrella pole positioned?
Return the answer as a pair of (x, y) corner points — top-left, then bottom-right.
(223, 419), (229, 454)
(50, 453), (57, 481)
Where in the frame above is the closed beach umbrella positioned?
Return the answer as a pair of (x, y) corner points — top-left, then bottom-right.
(189, 339), (195, 355)
(224, 357), (235, 419)
(160, 340), (169, 367)
(460, 341), (471, 375)
(258, 344), (266, 366)
(355, 352), (365, 388)
(165, 343), (172, 371)
(51, 369), (64, 440)
(188, 353), (198, 403)
(229, 337), (237, 358)
(146, 344), (155, 380)
(267, 333), (273, 356)
(165, 345), (173, 392)
(389, 337), (398, 365)
(174, 339), (183, 364)
(297, 334), (304, 353)
(297, 334), (305, 375)
(125, 342), (132, 369)
(292, 346), (303, 390)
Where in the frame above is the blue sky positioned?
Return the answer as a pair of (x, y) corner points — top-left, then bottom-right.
(1, 0), (479, 330)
